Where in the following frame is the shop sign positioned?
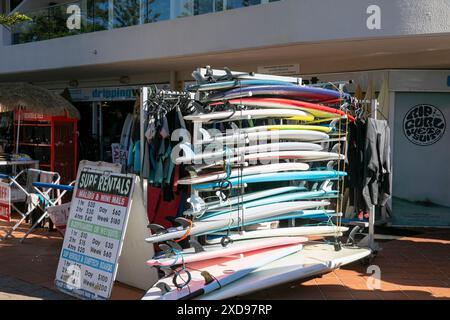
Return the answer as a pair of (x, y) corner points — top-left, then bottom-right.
(55, 168), (135, 300)
(403, 104), (446, 146)
(47, 202), (72, 236)
(257, 64), (300, 76)
(63, 87), (140, 102)
(0, 182), (10, 222)
(111, 144), (128, 166)
(14, 111), (50, 122)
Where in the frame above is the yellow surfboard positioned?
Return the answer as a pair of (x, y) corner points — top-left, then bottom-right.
(267, 125), (333, 133)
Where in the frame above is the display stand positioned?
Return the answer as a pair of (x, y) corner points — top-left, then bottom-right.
(141, 69), (378, 299)
(13, 111), (77, 184)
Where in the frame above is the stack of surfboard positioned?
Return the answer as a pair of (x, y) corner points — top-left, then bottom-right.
(143, 77), (352, 300)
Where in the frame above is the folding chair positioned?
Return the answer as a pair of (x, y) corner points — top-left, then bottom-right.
(0, 169), (61, 241)
(20, 181), (75, 243)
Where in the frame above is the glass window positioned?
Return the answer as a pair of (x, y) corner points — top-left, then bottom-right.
(144, 0), (170, 23)
(226, 0), (261, 10)
(113, 0), (140, 28)
(86, 0), (110, 32)
(194, 0), (214, 15)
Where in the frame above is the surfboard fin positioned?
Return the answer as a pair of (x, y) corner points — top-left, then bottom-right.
(158, 244), (175, 258)
(155, 282), (172, 294)
(174, 217), (192, 229)
(166, 241), (183, 252)
(147, 224), (168, 235)
(189, 240), (205, 253)
(201, 271), (215, 286)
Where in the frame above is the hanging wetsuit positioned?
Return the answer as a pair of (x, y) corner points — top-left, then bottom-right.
(362, 118), (392, 208)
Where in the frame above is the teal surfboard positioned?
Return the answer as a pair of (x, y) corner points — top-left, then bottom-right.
(199, 190), (338, 220)
(197, 209), (336, 236)
(193, 171), (347, 190)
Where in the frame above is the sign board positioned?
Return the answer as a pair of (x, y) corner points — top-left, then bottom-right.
(257, 64), (300, 76)
(47, 202), (72, 236)
(393, 92), (450, 227)
(0, 182), (10, 222)
(111, 143), (128, 166)
(51, 84), (170, 102)
(55, 167), (135, 300)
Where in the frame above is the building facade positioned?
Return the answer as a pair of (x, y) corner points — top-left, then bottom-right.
(1, 0), (450, 227)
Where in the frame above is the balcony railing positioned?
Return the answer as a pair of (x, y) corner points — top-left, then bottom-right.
(10, 0), (281, 45)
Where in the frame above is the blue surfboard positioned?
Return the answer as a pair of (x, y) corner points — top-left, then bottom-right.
(204, 85), (351, 103)
(198, 210), (336, 236)
(188, 80), (296, 92)
(193, 170), (347, 190)
(199, 190), (338, 220)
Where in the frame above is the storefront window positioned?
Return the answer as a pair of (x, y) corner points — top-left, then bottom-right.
(10, 0), (281, 44)
(223, 0), (261, 10)
(86, 0), (109, 32)
(112, 0), (140, 28)
(143, 0), (170, 23)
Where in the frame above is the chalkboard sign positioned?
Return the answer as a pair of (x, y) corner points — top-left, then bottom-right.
(55, 167), (135, 300)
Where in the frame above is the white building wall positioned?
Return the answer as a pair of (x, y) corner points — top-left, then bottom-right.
(1, 0), (450, 76)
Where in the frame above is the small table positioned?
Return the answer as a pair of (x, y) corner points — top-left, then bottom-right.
(0, 160), (40, 176)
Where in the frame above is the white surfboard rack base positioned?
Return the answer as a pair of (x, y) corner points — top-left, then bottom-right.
(197, 242), (372, 300)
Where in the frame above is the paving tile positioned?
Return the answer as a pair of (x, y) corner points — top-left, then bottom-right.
(322, 292), (354, 300)
(403, 291), (436, 300)
(378, 291), (410, 300)
(350, 291), (383, 300)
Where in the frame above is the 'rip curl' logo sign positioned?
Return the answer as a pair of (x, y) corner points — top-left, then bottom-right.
(403, 104), (446, 146)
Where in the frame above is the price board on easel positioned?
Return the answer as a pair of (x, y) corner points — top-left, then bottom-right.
(55, 167), (135, 300)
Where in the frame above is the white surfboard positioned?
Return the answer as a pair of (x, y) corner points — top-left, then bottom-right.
(175, 142), (323, 164)
(206, 226), (349, 244)
(184, 109), (315, 123)
(184, 186), (307, 217)
(200, 130), (329, 145)
(191, 151), (343, 171)
(197, 244), (372, 300)
(142, 244), (303, 300)
(147, 237), (308, 267)
(178, 163), (310, 185)
(145, 201), (330, 243)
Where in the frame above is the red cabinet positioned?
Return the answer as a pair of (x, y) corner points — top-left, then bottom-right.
(13, 111), (77, 183)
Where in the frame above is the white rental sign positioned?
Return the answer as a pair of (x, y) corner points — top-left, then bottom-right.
(55, 168), (135, 300)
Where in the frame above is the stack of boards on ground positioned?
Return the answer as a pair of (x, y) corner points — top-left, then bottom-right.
(143, 71), (353, 300)
(143, 240), (305, 300)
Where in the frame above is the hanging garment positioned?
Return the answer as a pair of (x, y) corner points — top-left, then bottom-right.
(133, 140), (141, 174)
(147, 185), (182, 229)
(362, 118), (392, 208)
(347, 119), (368, 212)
